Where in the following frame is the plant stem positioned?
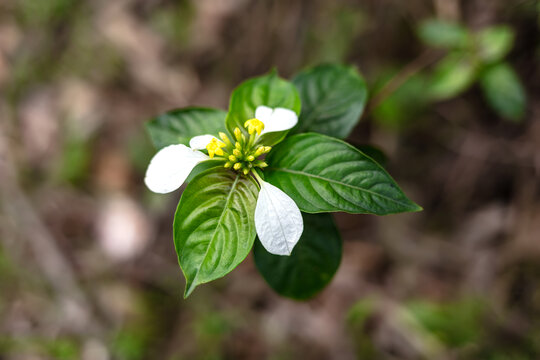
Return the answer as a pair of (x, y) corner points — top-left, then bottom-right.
(367, 49), (441, 114)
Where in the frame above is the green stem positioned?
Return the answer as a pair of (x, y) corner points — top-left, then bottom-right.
(251, 169), (264, 185)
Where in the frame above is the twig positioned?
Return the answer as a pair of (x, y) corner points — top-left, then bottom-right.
(367, 49), (441, 114)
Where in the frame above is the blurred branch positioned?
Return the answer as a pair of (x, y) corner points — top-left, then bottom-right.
(0, 117), (106, 335)
(434, 0), (460, 21)
(367, 49), (440, 114)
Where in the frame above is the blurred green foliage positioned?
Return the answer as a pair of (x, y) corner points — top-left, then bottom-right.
(417, 19), (470, 49)
(149, 2), (194, 49)
(0, 336), (80, 360)
(375, 19), (527, 129)
(406, 298), (486, 347)
(479, 62), (526, 121)
(419, 19), (526, 122)
(347, 296), (540, 359)
(372, 71), (429, 130)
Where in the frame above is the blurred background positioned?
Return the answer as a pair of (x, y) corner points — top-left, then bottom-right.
(0, 0), (539, 359)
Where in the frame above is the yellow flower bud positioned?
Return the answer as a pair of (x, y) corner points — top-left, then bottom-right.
(233, 162), (242, 170)
(253, 146), (264, 157)
(244, 118), (265, 135)
(234, 127), (242, 141)
(219, 132), (231, 146)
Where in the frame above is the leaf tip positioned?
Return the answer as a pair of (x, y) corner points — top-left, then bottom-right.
(184, 279), (198, 298)
(411, 203), (423, 212)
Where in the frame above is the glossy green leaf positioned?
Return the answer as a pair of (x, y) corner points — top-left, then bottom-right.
(225, 72), (301, 146)
(173, 168), (259, 297)
(480, 62), (526, 122)
(291, 64), (368, 138)
(254, 213), (342, 300)
(184, 160), (225, 183)
(146, 107), (227, 149)
(476, 26), (514, 63)
(428, 53), (477, 100)
(265, 133), (421, 215)
(417, 19), (470, 49)
(355, 144), (388, 168)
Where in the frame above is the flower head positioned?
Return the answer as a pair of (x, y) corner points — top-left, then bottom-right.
(145, 105), (303, 255)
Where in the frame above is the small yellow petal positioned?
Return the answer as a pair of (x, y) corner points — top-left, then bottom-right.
(244, 118), (265, 135)
(205, 137), (226, 158)
(233, 162), (242, 170)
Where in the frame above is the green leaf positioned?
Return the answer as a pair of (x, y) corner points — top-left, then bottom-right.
(265, 133), (421, 215)
(225, 71), (301, 146)
(184, 160), (225, 183)
(479, 62), (526, 122)
(291, 64), (368, 138)
(173, 168), (259, 297)
(355, 144), (388, 168)
(428, 53), (477, 100)
(417, 19), (470, 49)
(146, 107), (227, 149)
(253, 213), (342, 300)
(476, 26), (514, 63)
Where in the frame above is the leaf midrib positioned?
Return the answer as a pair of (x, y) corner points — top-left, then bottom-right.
(187, 174), (241, 294)
(268, 167), (413, 209)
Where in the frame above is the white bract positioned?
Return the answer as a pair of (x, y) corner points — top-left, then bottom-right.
(144, 105), (304, 255)
(144, 140), (213, 194)
(255, 106), (298, 135)
(255, 180), (303, 255)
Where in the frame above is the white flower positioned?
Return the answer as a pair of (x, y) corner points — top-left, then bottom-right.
(144, 106), (304, 256)
(254, 179), (303, 256)
(144, 135), (220, 194)
(255, 106), (298, 135)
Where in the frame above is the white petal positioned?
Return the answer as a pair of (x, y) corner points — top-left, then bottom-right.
(255, 105), (274, 121)
(189, 134), (217, 150)
(255, 106), (298, 135)
(144, 144), (208, 194)
(255, 180), (303, 255)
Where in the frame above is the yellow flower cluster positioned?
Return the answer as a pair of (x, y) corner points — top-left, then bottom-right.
(204, 118), (271, 175)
